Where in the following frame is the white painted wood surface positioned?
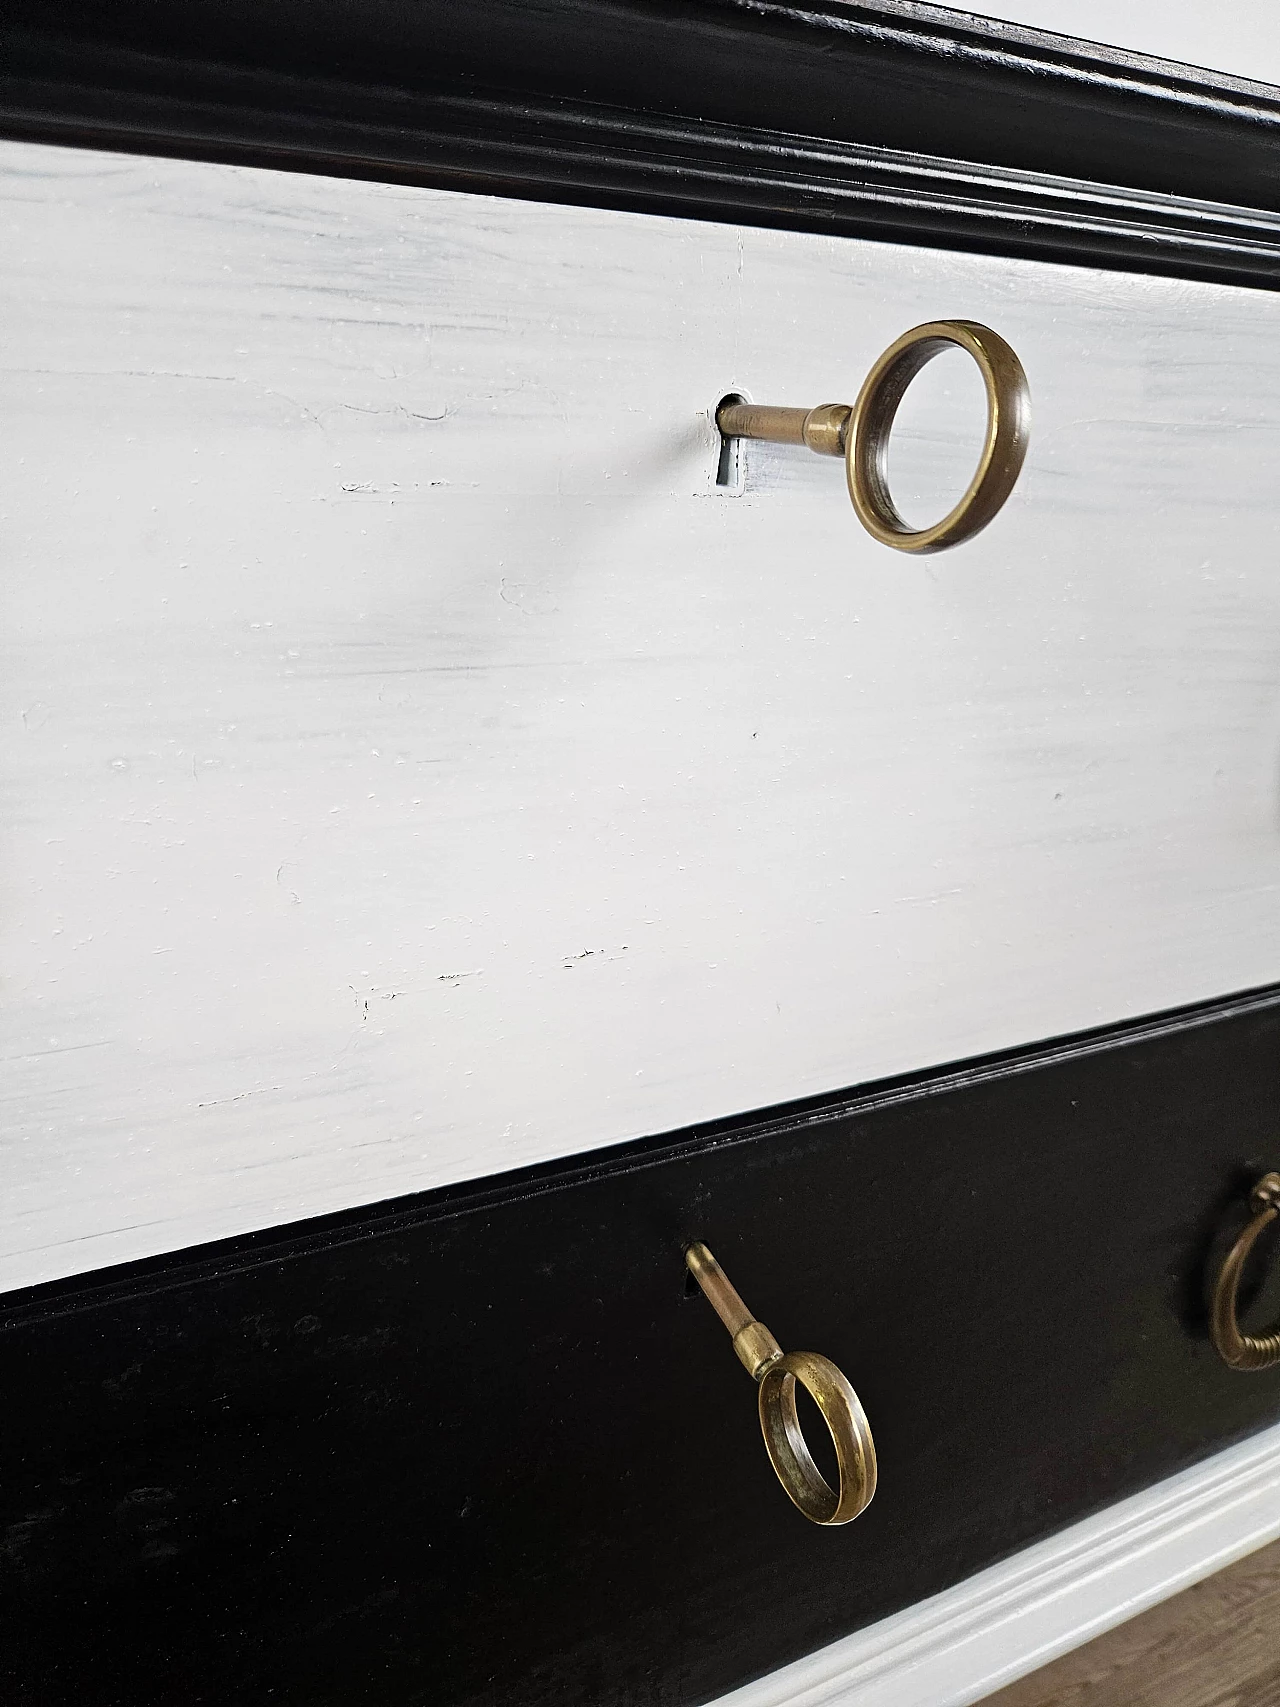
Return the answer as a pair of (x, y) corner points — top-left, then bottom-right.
(5, 140), (1280, 1290)
(710, 1419), (1280, 1707)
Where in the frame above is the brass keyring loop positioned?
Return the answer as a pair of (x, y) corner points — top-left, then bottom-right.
(685, 1241), (877, 1527)
(758, 1350), (877, 1525)
(846, 319), (1031, 554)
(1210, 1172), (1280, 1371)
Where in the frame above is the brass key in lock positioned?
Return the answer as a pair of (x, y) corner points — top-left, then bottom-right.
(718, 319), (1030, 554)
(685, 1241), (876, 1526)
(1210, 1172), (1280, 1371)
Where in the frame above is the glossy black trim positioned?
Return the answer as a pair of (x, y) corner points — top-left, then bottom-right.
(5, 985), (1280, 1705)
(5, 2), (1280, 290)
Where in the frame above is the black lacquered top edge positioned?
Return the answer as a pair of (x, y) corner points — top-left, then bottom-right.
(4, 1), (1280, 289)
(5, 981), (1279, 1329)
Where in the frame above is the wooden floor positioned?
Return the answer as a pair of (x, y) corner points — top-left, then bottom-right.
(983, 1537), (1280, 1707)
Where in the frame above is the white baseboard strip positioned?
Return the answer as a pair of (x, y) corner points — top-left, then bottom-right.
(713, 1419), (1280, 1707)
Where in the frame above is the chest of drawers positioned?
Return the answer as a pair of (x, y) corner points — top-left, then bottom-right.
(5, 4), (1280, 1704)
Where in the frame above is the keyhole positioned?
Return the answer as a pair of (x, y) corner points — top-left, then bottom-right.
(715, 392), (748, 492)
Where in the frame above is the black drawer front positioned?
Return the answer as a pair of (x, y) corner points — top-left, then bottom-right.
(5, 988), (1280, 1707)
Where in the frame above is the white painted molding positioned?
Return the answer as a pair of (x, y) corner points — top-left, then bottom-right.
(711, 1420), (1280, 1707)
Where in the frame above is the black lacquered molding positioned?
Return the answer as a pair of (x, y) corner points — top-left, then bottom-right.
(5, 1), (1280, 291)
(5, 986), (1280, 1706)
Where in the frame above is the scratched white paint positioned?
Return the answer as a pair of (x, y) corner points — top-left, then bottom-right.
(4, 140), (1280, 1292)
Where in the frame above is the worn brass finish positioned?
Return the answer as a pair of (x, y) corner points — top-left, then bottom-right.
(716, 319), (1030, 553)
(848, 320), (1030, 552)
(1210, 1172), (1280, 1371)
(759, 1351), (877, 1525)
(716, 400), (851, 458)
(684, 1240), (877, 1526)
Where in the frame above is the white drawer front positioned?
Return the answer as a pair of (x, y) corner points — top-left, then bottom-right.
(4, 140), (1280, 1289)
